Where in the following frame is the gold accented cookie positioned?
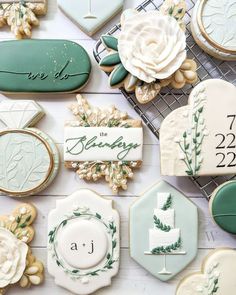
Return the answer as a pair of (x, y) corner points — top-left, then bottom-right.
(0, 0), (47, 39)
(0, 100), (59, 197)
(0, 203), (44, 294)
(99, 0), (198, 104)
(64, 95), (143, 193)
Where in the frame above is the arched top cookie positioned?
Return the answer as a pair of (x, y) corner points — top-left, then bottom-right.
(0, 40), (91, 93)
(160, 79), (236, 176)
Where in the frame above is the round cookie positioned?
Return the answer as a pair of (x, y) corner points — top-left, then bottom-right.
(209, 180), (236, 234)
(191, 0), (236, 61)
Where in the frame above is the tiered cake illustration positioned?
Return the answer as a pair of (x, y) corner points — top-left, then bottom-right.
(145, 192), (186, 274)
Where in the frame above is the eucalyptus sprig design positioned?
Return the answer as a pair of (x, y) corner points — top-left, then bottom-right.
(197, 262), (219, 295)
(48, 207), (118, 282)
(162, 195), (172, 210)
(151, 237), (181, 254)
(176, 86), (208, 176)
(153, 215), (171, 232)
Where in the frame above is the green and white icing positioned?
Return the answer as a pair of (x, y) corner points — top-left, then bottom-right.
(64, 126), (143, 161)
(160, 79), (236, 176)
(58, 0), (124, 36)
(0, 40), (91, 93)
(210, 180), (236, 234)
(0, 100), (59, 196)
(130, 180), (198, 281)
(176, 249), (236, 295)
(47, 189), (120, 294)
(191, 0), (236, 60)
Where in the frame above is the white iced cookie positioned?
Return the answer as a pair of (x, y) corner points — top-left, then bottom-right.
(160, 79), (236, 176)
(191, 0), (236, 60)
(118, 10), (186, 83)
(176, 248), (236, 295)
(48, 189), (120, 295)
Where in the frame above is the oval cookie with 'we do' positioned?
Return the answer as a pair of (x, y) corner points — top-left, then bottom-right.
(0, 40), (91, 93)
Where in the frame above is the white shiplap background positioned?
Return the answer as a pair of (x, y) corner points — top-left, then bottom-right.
(0, 0), (235, 294)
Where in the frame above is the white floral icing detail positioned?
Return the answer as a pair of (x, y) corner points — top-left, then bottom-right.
(118, 11), (186, 83)
(0, 228), (28, 288)
(81, 277), (89, 284)
(19, 207), (27, 215)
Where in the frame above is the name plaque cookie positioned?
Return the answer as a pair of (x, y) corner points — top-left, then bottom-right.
(64, 95), (143, 193)
(160, 79), (236, 176)
(47, 189), (120, 295)
(0, 40), (91, 93)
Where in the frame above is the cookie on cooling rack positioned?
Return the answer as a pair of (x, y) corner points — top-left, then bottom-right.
(209, 180), (236, 234)
(99, 0), (198, 104)
(160, 79), (236, 176)
(191, 0), (236, 61)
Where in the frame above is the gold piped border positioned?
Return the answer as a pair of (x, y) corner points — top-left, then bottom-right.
(197, 0), (236, 54)
(0, 129), (54, 196)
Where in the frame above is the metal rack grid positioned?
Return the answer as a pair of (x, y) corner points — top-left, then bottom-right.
(93, 0), (236, 199)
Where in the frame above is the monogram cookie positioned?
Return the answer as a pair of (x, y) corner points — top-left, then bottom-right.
(0, 100), (59, 197)
(64, 95), (143, 193)
(0, 40), (91, 93)
(0, 203), (44, 294)
(48, 189), (120, 294)
(160, 79), (236, 176)
(0, 0), (47, 39)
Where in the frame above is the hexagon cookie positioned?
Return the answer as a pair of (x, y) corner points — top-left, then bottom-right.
(47, 189), (120, 294)
(58, 0), (124, 36)
(130, 180), (198, 281)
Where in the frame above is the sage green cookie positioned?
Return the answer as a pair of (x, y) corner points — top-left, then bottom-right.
(0, 40), (91, 93)
(210, 180), (236, 234)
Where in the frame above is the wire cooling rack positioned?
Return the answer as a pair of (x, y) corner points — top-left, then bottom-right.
(93, 0), (236, 199)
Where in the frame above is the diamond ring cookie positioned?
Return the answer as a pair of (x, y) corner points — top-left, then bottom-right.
(64, 95), (143, 193)
(0, 0), (47, 39)
(191, 0), (236, 61)
(209, 180), (236, 234)
(0, 100), (59, 197)
(176, 248), (236, 295)
(130, 180), (198, 281)
(48, 189), (120, 294)
(160, 79), (236, 176)
(98, 0), (198, 104)
(0, 203), (44, 294)
(0, 40), (91, 93)
(58, 0), (124, 36)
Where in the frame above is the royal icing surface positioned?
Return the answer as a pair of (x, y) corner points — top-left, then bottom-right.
(130, 180), (198, 281)
(0, 100), (59, 196)
(64, 126), (143, 161)
(48, 189), (120, 295)
(118, 10), (186, 83)
(0, 228), (28, 288)
(0, 40), (91, 93)
(191, 0), (236, 60)
(160, 79), (236, 176)
(210, 181), (236, 234)
(176, 248), (236, 295)
(58, 0), (124, 36)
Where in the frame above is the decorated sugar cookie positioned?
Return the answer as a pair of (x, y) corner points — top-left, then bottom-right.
(0, 203), (44, 294)
(209, 180), (236, 234)
(58, 0), (124, 36)
(130, 180), (198, 281)
(48, 189), (120, 294)
(176, 248), (236, 295)
(191, 0), (236, 61)
(98, 0), (198, 104)
(160, 79), (236, 176)
(0, 40), (91, 93)
(64, 95), (143, 193)
(0, 100), (59, 197)
(0, 0), (47, 39)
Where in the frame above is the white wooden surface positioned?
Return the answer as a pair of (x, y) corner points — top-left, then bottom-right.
(0, 0), (235, 294)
